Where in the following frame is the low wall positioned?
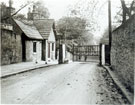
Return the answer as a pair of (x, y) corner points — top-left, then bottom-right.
(111, 15), (135, 92)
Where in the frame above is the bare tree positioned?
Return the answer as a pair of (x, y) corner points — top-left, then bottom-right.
(67, 0), (100, 32)
(120, 0), (135, 23)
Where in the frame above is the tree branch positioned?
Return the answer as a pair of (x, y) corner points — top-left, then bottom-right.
(130, 1), (135, 14)
(1, 1), (32, 21)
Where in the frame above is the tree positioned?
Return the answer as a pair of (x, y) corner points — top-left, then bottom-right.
(116, 0), (135, 24)
(66, 0), (100, 33)
(13, 14), (26, 19)
(56, 17), (94, 45)
(121, 0), (135, 22)
(33, 0), (50, 18)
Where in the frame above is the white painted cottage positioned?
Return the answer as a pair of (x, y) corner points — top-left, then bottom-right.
(34, 19), (57, 63)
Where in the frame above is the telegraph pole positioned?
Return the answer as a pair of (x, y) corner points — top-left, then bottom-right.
(108, 0), (112, 65)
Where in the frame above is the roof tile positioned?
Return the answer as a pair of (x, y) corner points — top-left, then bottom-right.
(14, 19), (43, 40)
(34, 19), (54, 39)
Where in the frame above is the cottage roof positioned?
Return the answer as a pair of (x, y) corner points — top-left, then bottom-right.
(14, 19), (43, 40)
(34, 19), (55, 39)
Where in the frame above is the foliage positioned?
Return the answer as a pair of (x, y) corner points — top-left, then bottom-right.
(56, 16), (94, 45)
(33, 0), (50, 18)
(13, 14), (26, 19)
(57, 17), (86, 39)
(67, 0), (99, 32)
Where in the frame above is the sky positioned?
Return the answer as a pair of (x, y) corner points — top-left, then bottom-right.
(1, 0), (124, 43)
(0, 0), (80, 20)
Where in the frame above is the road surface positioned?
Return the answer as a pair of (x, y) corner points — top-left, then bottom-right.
(1, 62), (128, 104)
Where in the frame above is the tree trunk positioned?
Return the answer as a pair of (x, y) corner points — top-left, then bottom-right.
(120, 0), (127, 23)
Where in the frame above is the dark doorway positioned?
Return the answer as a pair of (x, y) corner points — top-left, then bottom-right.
(21, 33), (26, 62)
(105, 45), (110, 65)
(42, 40), (46, 61)
(59, 44), (63, 64)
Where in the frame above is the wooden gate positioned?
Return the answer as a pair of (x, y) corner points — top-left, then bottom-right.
(73, 45), (100, 62)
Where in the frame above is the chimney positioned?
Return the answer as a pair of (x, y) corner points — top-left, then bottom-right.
(27, 5), (39, 20)
(9, 0), (13, 7)
(7, 0), (15, 16)
(27, 7), (32, 20)
(33, 5), (36, 13)
(32, 5), (39, 20)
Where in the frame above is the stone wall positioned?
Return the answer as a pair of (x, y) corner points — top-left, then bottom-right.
(111, 15), (135, 92)
(1, 29), (22, 65)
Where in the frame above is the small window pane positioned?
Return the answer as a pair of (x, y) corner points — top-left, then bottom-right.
(33, 42), (37, 52)
(52, 43), (54, 51)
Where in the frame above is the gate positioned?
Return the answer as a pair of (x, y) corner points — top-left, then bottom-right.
(73, 45), (100, 62)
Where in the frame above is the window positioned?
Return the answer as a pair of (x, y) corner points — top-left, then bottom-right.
(52, 43), (54, 51)
(33, 42), (37, 52)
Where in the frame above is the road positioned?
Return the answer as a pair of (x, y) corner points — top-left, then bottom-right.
(1, 62), (128, 104)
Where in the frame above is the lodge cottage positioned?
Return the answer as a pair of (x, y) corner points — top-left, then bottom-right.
(14, 19), (43, 63)
(27, 5), (57, 63)
(14, 18), (57, 63)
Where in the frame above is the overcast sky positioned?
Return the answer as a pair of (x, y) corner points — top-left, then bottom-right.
(0, 0), (80, 20)
(1, 0), (124, 42)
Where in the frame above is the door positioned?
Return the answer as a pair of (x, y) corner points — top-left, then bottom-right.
(21, 33), (26, 62)
(41, 40), (46, 61)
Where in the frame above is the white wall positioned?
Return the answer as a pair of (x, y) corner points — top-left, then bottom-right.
(26, 40), (42, 63)
(46, 28), (56, 62)
(48, 28), (55, 42)
(101, 44), (105, 65)
(62, 44), (66, 61)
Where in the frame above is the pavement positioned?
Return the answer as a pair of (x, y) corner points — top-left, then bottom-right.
(0, 60), (58, 78)
(103, 66), (134, 104)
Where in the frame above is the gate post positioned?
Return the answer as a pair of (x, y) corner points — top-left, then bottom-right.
(59, 44), (63, 64)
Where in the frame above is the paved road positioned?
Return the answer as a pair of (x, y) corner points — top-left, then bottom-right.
(1, 62), (128, 104)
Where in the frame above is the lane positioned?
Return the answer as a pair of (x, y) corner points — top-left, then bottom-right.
(20, 63), (98, 104)
(2, 62), (99, 104)
(1, 62), (127, 104)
